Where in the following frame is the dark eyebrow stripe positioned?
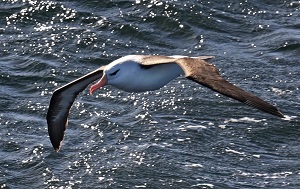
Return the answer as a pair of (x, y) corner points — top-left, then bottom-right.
(139, 64), (155, 69)
(109, 68), (120, 76)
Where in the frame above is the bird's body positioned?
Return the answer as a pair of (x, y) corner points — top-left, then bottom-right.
(47, 55), (285, 151)
(98, 55), (184, 92)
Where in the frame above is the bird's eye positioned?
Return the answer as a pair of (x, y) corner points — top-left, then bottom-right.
(109, 69), (120, 76)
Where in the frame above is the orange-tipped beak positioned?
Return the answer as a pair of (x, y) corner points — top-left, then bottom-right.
(90, 74), (108, 95)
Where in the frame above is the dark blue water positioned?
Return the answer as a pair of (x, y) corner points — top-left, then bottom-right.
(0, 0), (299, 188)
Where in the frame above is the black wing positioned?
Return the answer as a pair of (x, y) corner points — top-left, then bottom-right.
(47, 67), (104, 151)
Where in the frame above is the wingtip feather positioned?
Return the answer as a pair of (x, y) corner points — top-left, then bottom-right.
(54, 145), (61, 152)
(244, 100), (284, 118)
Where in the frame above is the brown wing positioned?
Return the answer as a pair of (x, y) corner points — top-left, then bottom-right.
(47, 67), (105, 152)
(140, 55), (214, 65)
(174, 57), (284, 118)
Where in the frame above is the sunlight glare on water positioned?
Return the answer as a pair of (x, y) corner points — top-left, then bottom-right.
(0, 0), (299, 188)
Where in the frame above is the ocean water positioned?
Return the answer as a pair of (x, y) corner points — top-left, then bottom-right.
(0, 0), (299, 188)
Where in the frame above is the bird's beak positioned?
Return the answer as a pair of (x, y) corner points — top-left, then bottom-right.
(90, 74), (108, 95)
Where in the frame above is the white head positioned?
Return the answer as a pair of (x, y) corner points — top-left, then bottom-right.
(90, 55), (141, 94)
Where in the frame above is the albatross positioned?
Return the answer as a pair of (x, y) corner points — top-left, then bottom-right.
(47, 55), (284, 151)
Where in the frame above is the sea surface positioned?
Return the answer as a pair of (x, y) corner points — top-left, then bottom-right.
(0, 0), (299, 188)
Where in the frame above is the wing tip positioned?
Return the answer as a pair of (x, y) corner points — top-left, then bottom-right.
(49, 135), (63, 152)
(275, 111), (285, 119)
(49, 125), (66, 153)
(54, 145), (61, 152)
(244, 100), (285, 118)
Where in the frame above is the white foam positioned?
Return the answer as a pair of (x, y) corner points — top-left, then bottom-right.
(253, 154), (261, 158)
(224, 117), (265, 123)
(186, 125), (207, 129)
(184, 163), (203, 168)
(192, 183), (214, 188)
(225, 148), (245, 156)
(282, 115), (297, 121)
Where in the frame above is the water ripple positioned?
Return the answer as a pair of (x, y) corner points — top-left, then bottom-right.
(0, 0), (299, 188)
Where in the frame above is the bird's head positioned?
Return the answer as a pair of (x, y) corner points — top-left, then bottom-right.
(90, 56), (140, 94)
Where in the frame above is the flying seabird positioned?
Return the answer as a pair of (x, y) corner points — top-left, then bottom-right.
(47, 55), (284, 151)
